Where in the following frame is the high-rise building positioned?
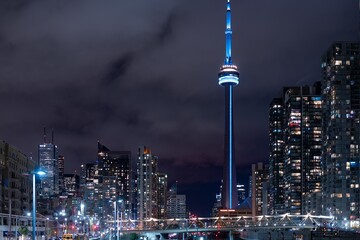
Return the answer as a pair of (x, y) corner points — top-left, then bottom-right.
(84, 163), (96, 216)
(137, 146), (158, 225)
(236, 183), (246, 205)
(131, 169), (138, 220)
(38, 129), (59, 198)
(58, 155), (65, 194)
(248, 176), (252, 198)
(251, 162), (269, 216)
(96, 142), (132, 224)
(268, 85), (322, 215)
(157, 173), (168, 219)
(212, 182), (223, 217)
(63, 173), (80, 197)
(80, 164), (86, 185)
(0, 141), (35, 215)
(269, 97), (285, 215)
(284, 85), (322, 215)
(322, 42), (360, 224)
(79, 164), (86, 198)
(93, 143), (109, 220)
(167, 185), (187, 219)
(218, 0), (240, 210)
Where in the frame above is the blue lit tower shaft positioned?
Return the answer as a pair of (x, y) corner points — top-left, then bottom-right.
(218, 0), (239, 209)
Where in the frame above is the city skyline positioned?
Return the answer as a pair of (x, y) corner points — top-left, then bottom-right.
(0, 1), (358, 215)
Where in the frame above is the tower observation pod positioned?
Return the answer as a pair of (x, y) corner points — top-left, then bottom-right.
(218, 0), (239, 86)
(218, 0), (239, 210)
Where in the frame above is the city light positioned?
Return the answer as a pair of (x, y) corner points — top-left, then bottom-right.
(0, 0), (358, 239)
(30, 169), (46, 240)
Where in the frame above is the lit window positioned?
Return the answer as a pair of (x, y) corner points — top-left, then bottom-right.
(335, 60), (342, 66)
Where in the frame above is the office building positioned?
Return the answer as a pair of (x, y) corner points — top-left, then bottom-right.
(63, 173), (80, 197)
(236, 183), (246, 205)
(84, 163), (96, 216)
(38, 129), (59, 198)
(167, 185), (187, 219)
(78, 164), (86, 198)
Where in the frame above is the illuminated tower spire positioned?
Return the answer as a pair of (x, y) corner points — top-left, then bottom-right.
(218, 0), (239, 209)
(225, 0), (233, 64)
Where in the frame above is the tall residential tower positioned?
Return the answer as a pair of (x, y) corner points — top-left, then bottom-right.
(96, 142), (132, 223)
(269, 97), (285, 215)
(322, 42), (360, 223)
(283, 85), (322, 215)
(218, 0), (239, 209)
(268, 85), (323, 215)
(137, 146), (158, 225)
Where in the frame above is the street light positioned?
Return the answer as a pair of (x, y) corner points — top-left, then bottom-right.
(80, 202), (85, 215)
(30, 169), (46, 240)
(116, 199), (123, 240)
(80, 202), (85, 233)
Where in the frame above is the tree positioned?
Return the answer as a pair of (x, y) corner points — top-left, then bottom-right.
(18, 226), (29, 237)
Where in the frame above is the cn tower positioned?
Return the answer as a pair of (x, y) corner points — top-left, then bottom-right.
(218, 0), (239, 209)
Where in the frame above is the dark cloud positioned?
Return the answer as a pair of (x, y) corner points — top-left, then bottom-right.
(103, 52), (134, 85)
(0, 0), (30, 12)
(0, 0), (357, 215)
(157, 11), (178, 45)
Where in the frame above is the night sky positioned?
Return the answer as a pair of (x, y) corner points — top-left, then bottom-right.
(0, 0), (358, 216)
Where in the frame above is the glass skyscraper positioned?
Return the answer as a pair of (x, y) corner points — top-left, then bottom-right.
(38, 142), (59, 198)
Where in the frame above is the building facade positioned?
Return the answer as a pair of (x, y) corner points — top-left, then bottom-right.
(96, 142), (132, 225)
(167, 185), (187, 219)
(269, 97), (285, 215)
(236, 183), (246, 205)
(38, 140), (59, 198)
(0, 141), (35, 215)
(84, 163), (96, 217)
(58, 155), (65, 194)
(137, 146), (158, 225)
(157, 173), (168, 219)
(251, 162), (269, 216)
(283, 85), (323, 215)
(322, 42), (360, 224)
(63, 174), (80, 198)
(268, 84), (323, 215)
